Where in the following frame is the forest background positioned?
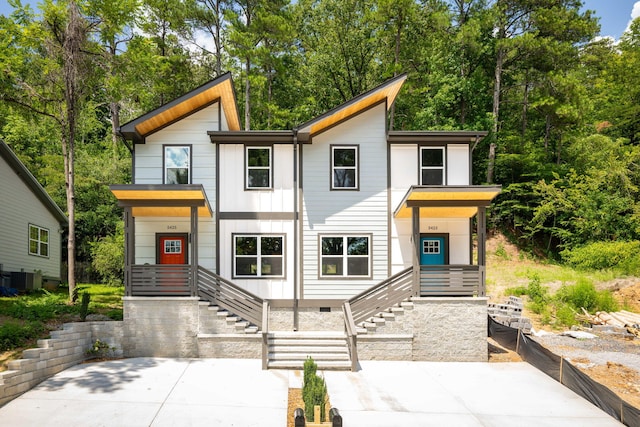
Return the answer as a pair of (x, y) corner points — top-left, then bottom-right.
(1, 0), (640, 291)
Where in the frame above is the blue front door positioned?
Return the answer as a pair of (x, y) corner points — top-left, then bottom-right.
(420, 236), (445, 265)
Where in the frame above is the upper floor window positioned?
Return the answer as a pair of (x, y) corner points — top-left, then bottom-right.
(331, 145), (358, 190)
(246, 147), (272, 189)
(420, 147), (445, 185)
(165, 146), (191, 184)
(320, 235), (370, 278)
(29, 224), (49, 257)
(233, 234), (284, 278)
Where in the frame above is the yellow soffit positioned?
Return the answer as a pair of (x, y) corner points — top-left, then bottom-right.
(395, 207), (479, 219)
(132, 206), (212, 218)
(407, 190), (501, 202)
(111, 189), (207, 201)
(302, 75), (406, 137)
(133, 79), (239, 136)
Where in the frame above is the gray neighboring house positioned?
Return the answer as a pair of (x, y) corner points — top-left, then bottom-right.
(0, 139), (66, 290)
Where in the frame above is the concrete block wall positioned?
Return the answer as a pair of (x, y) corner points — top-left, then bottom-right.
(269, 306), (344, 331)
(123, 297), (199, 358)
(0, 321), (124, 407)
(197, 335), (262, 358)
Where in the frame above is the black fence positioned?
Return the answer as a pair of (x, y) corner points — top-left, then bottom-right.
(488, 316), (640, 427)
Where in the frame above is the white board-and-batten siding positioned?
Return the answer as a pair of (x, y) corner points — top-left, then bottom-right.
(132, 103), (219, 269)
(302, 103), (389, 299)
(0, 156), (62, 278)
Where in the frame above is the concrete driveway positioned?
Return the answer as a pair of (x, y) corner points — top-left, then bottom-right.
(0, 358), (623, 426)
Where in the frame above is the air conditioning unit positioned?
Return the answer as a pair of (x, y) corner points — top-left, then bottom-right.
(10, 272), (43, 291)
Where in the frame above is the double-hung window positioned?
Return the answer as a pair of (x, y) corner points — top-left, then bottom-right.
(29, 224), (49, 257)
(164, 146), (191, 184)
(420, 147), (445, 185)
(320, 235), (370, 278)
(331, 146), (358, 190)
(234, 234), (284, 278)
(246, 147), (272, 189)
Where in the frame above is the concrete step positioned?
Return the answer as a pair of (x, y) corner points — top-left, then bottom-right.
(245, 326), (259, 334)
(269, 345), (348, 354)
(269, 338), (346, 347)
(268, 352), (349, 361)
(267, 360), (352, 370)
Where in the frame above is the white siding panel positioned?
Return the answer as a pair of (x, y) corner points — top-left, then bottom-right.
(302, 103), (388, 299)
(447, 144), (469, 185)
(0, 156), (62, 278)
(219, 220), (294, 299)
(390, 144), (417, 208)
(219, 144), (294, 213)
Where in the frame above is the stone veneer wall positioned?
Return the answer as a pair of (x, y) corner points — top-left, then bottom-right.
(0, 321), (124, 407)
(268, 306), (344, 331)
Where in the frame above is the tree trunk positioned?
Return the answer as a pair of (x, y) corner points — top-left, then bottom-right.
(488, 45), (505, 184)
(245, 56), (251, 131)
(522, 73), (529, 140)
(389, 13), (402, 131)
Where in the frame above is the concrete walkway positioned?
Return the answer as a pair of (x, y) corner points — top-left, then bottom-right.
(0, 358), (623, 427)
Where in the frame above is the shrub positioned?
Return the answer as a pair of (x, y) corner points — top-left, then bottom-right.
(0, 321), (45, 351)
(79, 293), (91, 321)
(91, 224), (125, 286)
(561, 241), (640, 274)
(526, 274), (548, 305)
(302, 357), (328, 423)
(555, 279), (618, 313)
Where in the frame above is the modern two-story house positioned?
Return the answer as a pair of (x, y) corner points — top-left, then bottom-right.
(111, 72), (500, 369)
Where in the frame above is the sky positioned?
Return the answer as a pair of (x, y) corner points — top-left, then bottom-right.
(0, 1), (638, 41)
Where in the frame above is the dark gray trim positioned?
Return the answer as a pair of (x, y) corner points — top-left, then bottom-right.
(419, 233), (450, 265)
(155, 233), (189, 264)
(162, 144), (192, 185)
(388, 131), (488, 144)
(298, 74), (407, 139)
(110, 183), (208, 192)
(245, 145), (274, 191)
(132, 143), (136, 184)
(215, 141), (221, 274)
(269, 299), (345, 308)
(209, 130), (295, 144)
(116, 199), (206, 208)
(231, 233), (287, 280)
(469, 218), (474, 265)
(120, 72), (235, 141)
(386, 112), (392, 277)
(317, 234), (373, 280)
(330, 144), (360, 191)
(419, 146), (447, 186)
(218, 212), (295, 220)
(298, 141), (305, 299)
(0, 140), (66, 224)
(405, 200), (493, 208)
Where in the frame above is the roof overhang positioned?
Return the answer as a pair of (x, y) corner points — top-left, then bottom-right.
(119, 72), (240, 143)
(110, 184), (213, 217)
(394, 185), (502, 219)
(387, 131), (488, 145)
(298, 74), (407, 141)
(208, 130), (295, 144)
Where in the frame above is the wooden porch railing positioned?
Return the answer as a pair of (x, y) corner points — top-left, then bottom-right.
(420, 265), (485, 297)
(130, 264), (192, 296)
(197, 266), (264, 328)
(342, 302), (359, 371)
(347, 267), (413, 325)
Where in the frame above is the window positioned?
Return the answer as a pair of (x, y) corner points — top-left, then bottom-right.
(164, 146), (190, 184)
(331, 146), (358, 189)
(164, 239), (182, 254)
(246, 147), (272, 189)
(320, 236), (370, 278)
(420, 147), (445, 185)
(233, 235), (284, 278)
(29, 224), (49, 257)
(423, 239), (440, 255)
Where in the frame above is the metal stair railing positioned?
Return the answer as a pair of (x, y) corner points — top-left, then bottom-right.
(347, 267), (413, 325)
(197, 266), (264, 329)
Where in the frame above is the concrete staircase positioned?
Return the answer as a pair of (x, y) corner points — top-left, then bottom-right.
(356, 300), (414, 335)
(198, 301), (259, 334)
(266, 331), (352, 370)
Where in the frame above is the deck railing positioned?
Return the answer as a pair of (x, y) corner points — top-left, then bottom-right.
(420, 265), (484, 297)
(348, 267), (414, 325)
(130, 264), (192, 296)
(342, 302), (359, 371)
(197, 266), (264, 328)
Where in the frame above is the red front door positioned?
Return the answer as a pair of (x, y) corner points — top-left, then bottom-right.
(159, 235), (187, 264)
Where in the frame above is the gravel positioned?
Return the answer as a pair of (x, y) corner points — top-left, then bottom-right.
(532, 333), (640, 372)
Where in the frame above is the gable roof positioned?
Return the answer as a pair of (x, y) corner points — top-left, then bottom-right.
(119, 72), (240, 143)
(297, 73), (407, 141)
(0, 140), (67, 224)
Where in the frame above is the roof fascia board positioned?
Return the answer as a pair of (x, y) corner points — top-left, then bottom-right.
(388, 131), (488, 144)
(208, 130), (295, 144)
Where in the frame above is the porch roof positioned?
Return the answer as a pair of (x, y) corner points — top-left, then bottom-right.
(110, 184), (213, 217)
(394, 185), (502, 219)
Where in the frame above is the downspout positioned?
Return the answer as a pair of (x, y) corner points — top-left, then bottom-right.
(293, 128), (299, 331)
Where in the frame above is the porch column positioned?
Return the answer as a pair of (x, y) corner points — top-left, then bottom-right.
(191, 206), (198, 296)
(124, 206), (134, 296)
(477, 206), (487, 296)
(412, 206), (420, 297)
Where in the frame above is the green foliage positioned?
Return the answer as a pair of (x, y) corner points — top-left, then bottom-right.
(0, 321), (45, 351)
(86, 339), (115, 358)
(0, 291), (76, 321)
(79, 293), (91, 321)
(555, 279), (618, 313)
(494, 243), (511, 260)
(91, 223), (125, 286)
(561, 241), (640, 275)
(302, 357), (328, 423)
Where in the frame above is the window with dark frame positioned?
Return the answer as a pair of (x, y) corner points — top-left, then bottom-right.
(420, 147), (445, 185)
(320, 235), (370, 277)
(246, 147), (272, 189)
(165, 146), (190, 184)
(234, 235), (284, 278)
(29, 224), (49, 257)
(331, 146), (358, 189)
